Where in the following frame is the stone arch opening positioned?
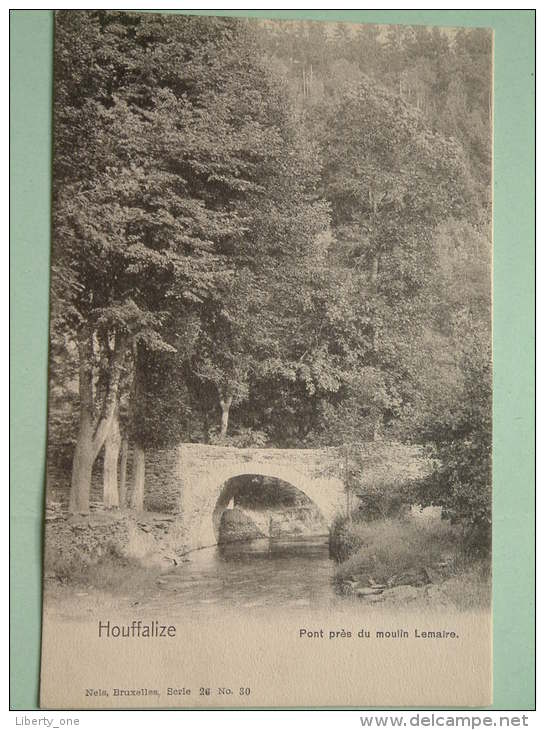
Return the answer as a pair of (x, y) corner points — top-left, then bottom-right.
(212, 473), (328, 544)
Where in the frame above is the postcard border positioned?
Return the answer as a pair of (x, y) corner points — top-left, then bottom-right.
(10, 8), (535, 711)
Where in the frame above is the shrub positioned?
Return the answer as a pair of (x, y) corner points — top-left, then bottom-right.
(411, 322), (492, 555)
(47, 541), (161, 592)
(406, 312), (492, 557)
(354, 481), (412, 521)
(209, 427), (268, 448)
(334, 516), (461, 584)
(329, 515), (364, 562)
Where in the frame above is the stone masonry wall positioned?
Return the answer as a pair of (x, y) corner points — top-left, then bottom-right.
(176, 443), (347, 550)
(144, 447), (181, 514)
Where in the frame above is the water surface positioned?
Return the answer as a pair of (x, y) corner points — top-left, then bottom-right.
(151, 535), (341, 614)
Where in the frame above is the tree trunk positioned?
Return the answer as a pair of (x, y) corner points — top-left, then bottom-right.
(130, 443), (146, 511)
(118, 436), (129, 508)
(103, 412), (121, 508)
(219, 395), (232, 439)
(68, 328), (128, 514)
(69, 329), (95, 515)
(68, 413), (95, 515)
(372, 413), (382, 442)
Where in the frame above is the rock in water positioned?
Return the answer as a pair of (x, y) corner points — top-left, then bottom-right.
(218, 508), (267, 543)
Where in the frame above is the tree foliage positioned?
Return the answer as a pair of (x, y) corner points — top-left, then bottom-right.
(48, 12), (492, 534)
(411, 320), (492, 550)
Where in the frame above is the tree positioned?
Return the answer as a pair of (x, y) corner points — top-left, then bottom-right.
(411, 318), (492, 552)
(52, 9), (330, 502)
(183, 66), (331, 441)
(192, 270), (258, 440)
(318, 76), (476, 437)
(234, 230), (375, 447)
(49, 14), (492, 524)
(54, 11), (274, 512)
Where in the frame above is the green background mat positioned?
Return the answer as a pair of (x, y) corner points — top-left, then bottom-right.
(10, 9), (535, 711)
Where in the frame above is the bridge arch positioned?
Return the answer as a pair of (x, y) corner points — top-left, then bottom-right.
(175, 444), (346, 551)
(211, 471), (328, 543)
(141, 440), (429, 553)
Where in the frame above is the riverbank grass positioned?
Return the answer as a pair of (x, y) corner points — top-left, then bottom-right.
(333, 515), (490, 610)
(48, 542), (164, 593)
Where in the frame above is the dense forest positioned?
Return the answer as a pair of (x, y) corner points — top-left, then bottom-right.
(48, 12), (492, 547)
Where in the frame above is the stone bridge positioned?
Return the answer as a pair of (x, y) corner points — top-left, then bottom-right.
(141, 441), (428, 553)
(144, 443), (346, 552)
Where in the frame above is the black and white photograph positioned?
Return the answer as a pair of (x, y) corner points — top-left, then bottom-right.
(39, 10), (493, 708)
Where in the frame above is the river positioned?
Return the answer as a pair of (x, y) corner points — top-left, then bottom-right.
(149, 535), (342, 614)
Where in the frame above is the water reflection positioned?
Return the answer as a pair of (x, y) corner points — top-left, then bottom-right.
(153, 536), (339, 613)
(217, 535), (329, 560)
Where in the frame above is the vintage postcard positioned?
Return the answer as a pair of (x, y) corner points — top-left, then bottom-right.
(40, 10), (493, 708)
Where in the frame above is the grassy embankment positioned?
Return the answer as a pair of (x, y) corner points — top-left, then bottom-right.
(330, 513), (491, 610)
(44, 505), (171, 597)
(47, 540), (165, 593)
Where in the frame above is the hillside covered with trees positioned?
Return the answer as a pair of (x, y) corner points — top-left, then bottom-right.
(47, 11), (492, 549)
